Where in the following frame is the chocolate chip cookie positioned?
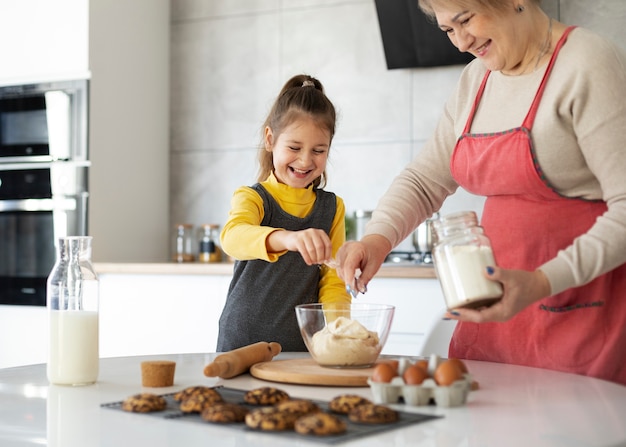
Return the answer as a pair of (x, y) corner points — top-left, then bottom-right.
(328, 394), (372, 414)
(294, 412), (347, 436)
(173, 385), (222, 403)
(179, 391), (225, 413)
(245, 407), (299, 431)
(201, 402), (249, 423)
(121, 393), (167, 413)
(348, 403), (399, 424)
(243, 386), (290, 405)
(274, 399), (320, 417)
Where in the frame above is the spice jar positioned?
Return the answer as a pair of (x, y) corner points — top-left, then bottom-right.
(172, 223), (195, 262)
(46, 236), (99, 386)
(432, 211), (503, 309)
(198, 223), (222, 263)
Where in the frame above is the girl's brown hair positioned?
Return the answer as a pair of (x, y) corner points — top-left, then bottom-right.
(257, 74), (337, 189)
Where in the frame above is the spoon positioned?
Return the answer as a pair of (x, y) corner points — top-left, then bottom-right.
(322, 259), (366, 298)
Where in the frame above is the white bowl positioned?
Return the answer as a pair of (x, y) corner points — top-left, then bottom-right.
(295, 303), (395, 368)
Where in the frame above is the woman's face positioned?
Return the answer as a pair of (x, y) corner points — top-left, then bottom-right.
(265, 117), (330, 189)
(433, 2), (527, 74)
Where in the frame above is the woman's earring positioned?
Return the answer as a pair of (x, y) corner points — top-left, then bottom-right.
(516, 4), (525, 13)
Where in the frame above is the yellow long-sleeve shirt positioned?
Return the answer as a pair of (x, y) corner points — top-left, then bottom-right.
(221, 172), (350, 304)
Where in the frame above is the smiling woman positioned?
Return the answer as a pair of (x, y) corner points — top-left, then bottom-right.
(335, 0), (626, 385)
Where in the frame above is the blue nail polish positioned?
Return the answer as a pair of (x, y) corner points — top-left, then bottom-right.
(450, 311), (460, 316)
(486, 266), (494, 275)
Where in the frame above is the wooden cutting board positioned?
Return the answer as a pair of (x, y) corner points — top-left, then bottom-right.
(249, 358), (379, 387)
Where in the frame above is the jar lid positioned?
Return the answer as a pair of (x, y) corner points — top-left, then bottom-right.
(200, 223), (219, 229)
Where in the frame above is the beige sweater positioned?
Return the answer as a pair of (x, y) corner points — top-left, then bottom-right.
(366, 27), (626, 295)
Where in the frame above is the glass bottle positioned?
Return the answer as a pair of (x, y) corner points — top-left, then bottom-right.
(198, 223), (222, 263)
(172, 223), (195, 262)
(47, 236), (99, 386)
(432, 211), (503, 310)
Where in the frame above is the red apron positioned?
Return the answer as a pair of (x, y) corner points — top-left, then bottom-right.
(448, 27), (626, 385)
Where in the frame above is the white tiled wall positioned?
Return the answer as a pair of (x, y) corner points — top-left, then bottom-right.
(169, 0), (481, 251)
(169, 0), (625, 253)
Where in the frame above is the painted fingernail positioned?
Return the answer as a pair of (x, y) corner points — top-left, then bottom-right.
(486, 266), (495, 275)
(450, 311), (461, 316)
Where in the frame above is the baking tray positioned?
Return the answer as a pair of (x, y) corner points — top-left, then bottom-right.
(101, 386), (441, 445)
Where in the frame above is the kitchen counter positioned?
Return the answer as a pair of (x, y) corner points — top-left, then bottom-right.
(94, 262), (437, 279)
(1, 353), (625, 447)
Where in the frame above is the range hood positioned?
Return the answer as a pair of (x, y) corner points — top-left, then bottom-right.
(375, 0), (474, 69)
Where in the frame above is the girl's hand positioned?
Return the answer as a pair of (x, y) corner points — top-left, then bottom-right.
(268, 228), (333, 265)
(444, 267), (551, 322)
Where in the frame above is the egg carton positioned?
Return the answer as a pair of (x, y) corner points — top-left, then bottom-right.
(368, 374), (472, 408)
(368, 354), (473, 408)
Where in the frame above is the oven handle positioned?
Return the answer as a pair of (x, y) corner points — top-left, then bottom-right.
(0, 198), (77, 212)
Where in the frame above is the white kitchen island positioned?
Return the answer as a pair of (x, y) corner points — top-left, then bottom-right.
(0, 263), (445, 369)
(1, 352), (625, 447)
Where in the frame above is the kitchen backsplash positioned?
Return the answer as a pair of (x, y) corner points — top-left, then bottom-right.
(169, 0), (624, 253)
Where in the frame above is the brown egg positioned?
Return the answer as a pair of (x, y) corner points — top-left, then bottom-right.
(414, 359), (429, 373)
(380, 359), (399, 375)
(434, 360), (464, 386)
(402, 364), (428, 385)
(447, 358), (469, 374)
(371, 362), (396, 383)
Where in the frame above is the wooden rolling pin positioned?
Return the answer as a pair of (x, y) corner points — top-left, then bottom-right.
(203, 341), (282, 379)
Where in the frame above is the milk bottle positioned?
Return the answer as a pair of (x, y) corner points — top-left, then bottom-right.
(47, 236), (99, 385)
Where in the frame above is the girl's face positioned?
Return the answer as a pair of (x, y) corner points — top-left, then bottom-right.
(265, 117), (330, 189)
(433, 3), (529, 74)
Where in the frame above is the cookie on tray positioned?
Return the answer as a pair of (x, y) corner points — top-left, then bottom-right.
(243, 386), (290, 405)
(121, 393), (167, 413)
(274, 399), (320, 417)
(173, 386), (223, 403)
(348, 403), (399, 424)
(294, 412), (348, 436)
(201, 402), (249, 423)
(179, 391), (225, 413)
(245, 406), (299, 431)
(328, 394), (372, 414)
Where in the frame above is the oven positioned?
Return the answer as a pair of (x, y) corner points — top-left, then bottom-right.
(0, 79), (88, 162)
(0, 79), (89, 307)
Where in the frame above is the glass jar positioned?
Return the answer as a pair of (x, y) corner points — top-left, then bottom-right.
(46, 236), (99, 386)
(198, 223), (222, 263)
(172, 223), (195, 262)
(432, 211), (503, 309)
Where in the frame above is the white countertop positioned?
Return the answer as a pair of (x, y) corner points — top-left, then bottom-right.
(1, 353), (625, 447)
(93, 262), (437, 279)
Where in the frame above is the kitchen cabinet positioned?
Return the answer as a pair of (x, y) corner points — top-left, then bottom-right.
(0, 0), (89, 84)
(97, 268), (446, 359)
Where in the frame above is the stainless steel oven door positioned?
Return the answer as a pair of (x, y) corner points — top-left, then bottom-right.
(0, 195), (87, 306)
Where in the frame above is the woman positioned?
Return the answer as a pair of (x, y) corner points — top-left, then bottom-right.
(336, 0), (626, 385)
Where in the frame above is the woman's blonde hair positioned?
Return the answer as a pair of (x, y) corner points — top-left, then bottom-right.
(257, 74), (336, 189)
(418, 0), (541, 18)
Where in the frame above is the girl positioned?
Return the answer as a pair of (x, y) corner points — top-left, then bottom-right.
(216, 74), (351, 352)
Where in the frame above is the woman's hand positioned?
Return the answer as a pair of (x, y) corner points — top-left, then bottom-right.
(335, 234), (392, 294)
(445, 267), (552, 322)
(267, 228), (333, 265)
